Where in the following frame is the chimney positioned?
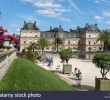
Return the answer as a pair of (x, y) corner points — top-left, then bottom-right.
(86, 23), (89, 27)
(59, 25), (62, 28)
(95, 24), (98, 26)
(24, 21), (26, 25)
(34, 21), (36, 25)
(77, 26), (80, 29)
(50, 26), (52, 30)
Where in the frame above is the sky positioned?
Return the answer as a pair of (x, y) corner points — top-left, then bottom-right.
(0, 0), (110, 35)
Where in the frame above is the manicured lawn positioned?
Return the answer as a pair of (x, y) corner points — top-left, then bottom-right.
(0, 57), (77, 90)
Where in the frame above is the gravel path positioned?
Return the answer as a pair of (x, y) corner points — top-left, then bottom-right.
(37, 53), (110, 91)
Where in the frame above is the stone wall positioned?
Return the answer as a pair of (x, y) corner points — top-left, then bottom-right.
(0, 50), (17, 80)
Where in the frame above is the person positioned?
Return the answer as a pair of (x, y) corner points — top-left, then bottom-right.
(72, 68), (78, 79)
(75, 70), (82, 87)
(51, 57), (53, 65)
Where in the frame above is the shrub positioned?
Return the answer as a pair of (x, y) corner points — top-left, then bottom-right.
(93, 54), (110, 79)
(59, 49), (73, 64)
(26, 50), (36, 62)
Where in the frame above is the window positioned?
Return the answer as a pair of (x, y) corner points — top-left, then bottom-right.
(89, 35), (91, 38)
(24, 41), (26, 44)
(99, 47), (102, 51)
(93, 47), (96, 51)
(93, 34), (96, 38)
(35, 35), (37, 37)
(78, 41), (80, 45)
(68, 41), (70, 45)
(29, 40), (32, 44)
(73, 41), (76, 44)
(89, 41), (91, 44)
(94, 41), (96, 45)
(88, 47), (92, 51)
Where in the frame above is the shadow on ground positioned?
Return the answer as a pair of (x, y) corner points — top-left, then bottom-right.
(81, 60), (92, 62)
(79, 85), (95, 91)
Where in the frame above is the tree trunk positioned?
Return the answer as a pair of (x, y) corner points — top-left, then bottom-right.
(57, 44), (58, 52)
(42, 48), (44, 55)
(102, 74), (105, 80)
(66, 59), (68, 64)
(101, 68), (105, 80)
(105, 42), (108, 51)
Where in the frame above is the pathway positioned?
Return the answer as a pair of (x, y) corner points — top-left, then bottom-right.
(36, 53), (110, 91)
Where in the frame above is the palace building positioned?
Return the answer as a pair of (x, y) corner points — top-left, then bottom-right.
(20, 21), (103, 58)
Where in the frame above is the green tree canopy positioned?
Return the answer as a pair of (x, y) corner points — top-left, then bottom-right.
(27, 42), (37, 52)
(59, 48), (73, 64)
(55, 38), (63, 52)
(37, 38), (51, 55)
(26, 50), (36, 62)
(97, 30), (110, 51)
(93, 54), (110, 79)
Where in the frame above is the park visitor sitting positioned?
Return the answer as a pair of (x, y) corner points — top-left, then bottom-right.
(71, 67), (78, 79)
(75, 70), (82, 87)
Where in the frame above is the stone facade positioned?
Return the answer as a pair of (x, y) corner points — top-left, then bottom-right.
(20, 21), (103, 53)
(20, 21), (41, 51)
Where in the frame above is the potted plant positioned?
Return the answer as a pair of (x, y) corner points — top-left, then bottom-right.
(59, 48), (73, 74)
(93, 54), (110, 91)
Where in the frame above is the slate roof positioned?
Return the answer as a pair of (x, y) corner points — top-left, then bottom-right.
(21, 21), (39, 30)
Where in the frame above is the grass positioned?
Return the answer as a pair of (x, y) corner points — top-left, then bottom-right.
(0, 57), (77, 91)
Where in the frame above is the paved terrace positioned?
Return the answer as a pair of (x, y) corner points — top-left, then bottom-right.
(37, 53), (110, 91)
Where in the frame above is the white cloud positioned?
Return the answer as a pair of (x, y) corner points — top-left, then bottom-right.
(105, 21), (110, 25)
(93, 15), (103, 20)
(34, 2), (62, 8)
(21, 0), (71, 18)
(35, 9), (62, 17)
(103, 11), (110, 17)
(90, 0), (110, 4)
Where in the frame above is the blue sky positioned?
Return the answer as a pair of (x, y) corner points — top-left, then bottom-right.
(0, 0), (110, 34)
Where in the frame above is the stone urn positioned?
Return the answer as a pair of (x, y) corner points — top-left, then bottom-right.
(3, 38), (11, 48)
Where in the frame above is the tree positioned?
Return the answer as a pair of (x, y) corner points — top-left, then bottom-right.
(26, 49), (36, 62)
(59, 48), (73, 64)
(93, 54), (110, 79)
(37, 38), (51, 55)
(97, 30), (110, 51)
(55, 38), (63, 52)
(28, 42), (37, 52)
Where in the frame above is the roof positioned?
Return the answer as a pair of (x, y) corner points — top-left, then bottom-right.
(21, 21), (39, 30)
(84, 24), (100, 32)
(70, 24), (101, 33)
